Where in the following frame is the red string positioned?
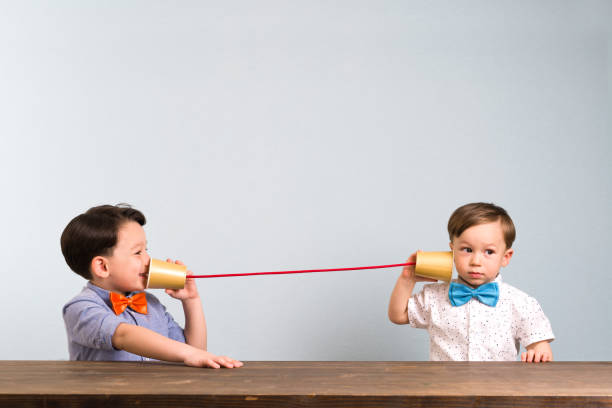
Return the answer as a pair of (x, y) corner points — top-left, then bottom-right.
(187, 262), (416, 279)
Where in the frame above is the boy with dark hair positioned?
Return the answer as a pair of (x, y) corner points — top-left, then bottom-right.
(61, 204), (242, 368)
(388, 202), (554, 362)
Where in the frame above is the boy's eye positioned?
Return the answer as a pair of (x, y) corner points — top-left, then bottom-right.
(485, 249), (495, 255)
(461, 247), (472, 253)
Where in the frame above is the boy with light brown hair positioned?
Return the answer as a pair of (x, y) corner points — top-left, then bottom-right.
(388, 202), (554, 361)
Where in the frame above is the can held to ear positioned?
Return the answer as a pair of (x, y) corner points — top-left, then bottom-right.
(146, 259), (188, 289)
(415, 251), (453, 282)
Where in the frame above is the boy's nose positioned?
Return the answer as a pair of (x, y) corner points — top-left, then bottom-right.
(470, 252), (482, 265)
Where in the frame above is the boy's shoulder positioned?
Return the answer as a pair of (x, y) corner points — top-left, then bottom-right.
(498, 279), (538, 303)
(420, 281), (451, 298)
(63, 284), (105, 310)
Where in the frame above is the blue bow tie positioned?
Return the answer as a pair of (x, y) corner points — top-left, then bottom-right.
(448, 281), (499, 307)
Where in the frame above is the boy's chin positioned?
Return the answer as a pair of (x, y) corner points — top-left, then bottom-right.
(136, 277), (148, 291)
(459, 275), (490, 287)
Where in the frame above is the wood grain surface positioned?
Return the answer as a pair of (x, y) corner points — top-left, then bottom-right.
(1, 361), (610, 407)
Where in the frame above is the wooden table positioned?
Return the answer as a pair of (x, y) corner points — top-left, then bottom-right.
(1, 361), (610, 407)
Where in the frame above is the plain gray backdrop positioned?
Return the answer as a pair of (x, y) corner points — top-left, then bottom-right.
(1, 0), (610, 361)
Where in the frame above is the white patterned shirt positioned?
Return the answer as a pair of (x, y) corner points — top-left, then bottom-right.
(407, 274), (554, 361)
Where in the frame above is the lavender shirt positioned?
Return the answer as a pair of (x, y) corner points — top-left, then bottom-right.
(63, 282), (185, 361)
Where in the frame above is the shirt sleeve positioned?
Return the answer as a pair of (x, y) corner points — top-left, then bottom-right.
(407, 286), (431, 329)
(63, 299), (124, 351)
(514, 295), (555, 348)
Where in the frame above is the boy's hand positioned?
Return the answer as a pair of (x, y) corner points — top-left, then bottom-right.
(184, 349), (244, 369)
(521, 340), (553, 363)
(388, 251), (437, 325)
(164, 259), (200, 301)
(401, 251), (437, 283)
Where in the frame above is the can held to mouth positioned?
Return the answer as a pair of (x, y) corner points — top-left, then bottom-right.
(415, 251), (453, 282)
(146, 259), (188, 289)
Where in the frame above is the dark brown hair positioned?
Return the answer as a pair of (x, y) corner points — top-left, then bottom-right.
(60, 204), (146, 280)
(447, 202), (516, 249)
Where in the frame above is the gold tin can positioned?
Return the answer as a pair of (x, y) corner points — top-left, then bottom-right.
(146, 258), (188, 289)
(415, 251), (453, 282)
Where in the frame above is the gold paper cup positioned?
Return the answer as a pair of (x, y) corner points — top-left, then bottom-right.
(146, 258), (188, 289)
(415, 251), (453, 282)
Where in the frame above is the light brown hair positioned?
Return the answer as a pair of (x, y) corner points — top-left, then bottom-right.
(447, 202), (516, 249)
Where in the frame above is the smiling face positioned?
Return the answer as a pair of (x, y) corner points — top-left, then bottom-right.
(93, 221), (150, 293)
(450, 220), (514, 288)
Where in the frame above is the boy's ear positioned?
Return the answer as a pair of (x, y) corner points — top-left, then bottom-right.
(501, 248), (514, 267)
(90, 256), (110, 279)
(449, 242), (454, 251)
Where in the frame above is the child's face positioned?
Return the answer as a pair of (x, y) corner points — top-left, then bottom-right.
(103, 221), (150, 293)
(450, 220), (513, 288)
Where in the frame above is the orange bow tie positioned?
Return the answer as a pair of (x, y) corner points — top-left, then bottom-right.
(110, 292), (148, 315)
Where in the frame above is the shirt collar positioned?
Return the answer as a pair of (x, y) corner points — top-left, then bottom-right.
(86, 281), (112, 308)
(86, 281), (142, 308)
(452, 273), (503, 286)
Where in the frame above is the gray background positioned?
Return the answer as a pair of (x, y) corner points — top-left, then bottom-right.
(1, 0), (610, 361)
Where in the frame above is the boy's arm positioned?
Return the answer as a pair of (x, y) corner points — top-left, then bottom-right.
(112, 323), (241, 368)
(181, 294), (206, 350)
(521, 340), (553, 363)
(388, 272), (417, 324)
(388, 251), (436, 324)
(163, 260), (207, 350)
(515, 294), (555, 363)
